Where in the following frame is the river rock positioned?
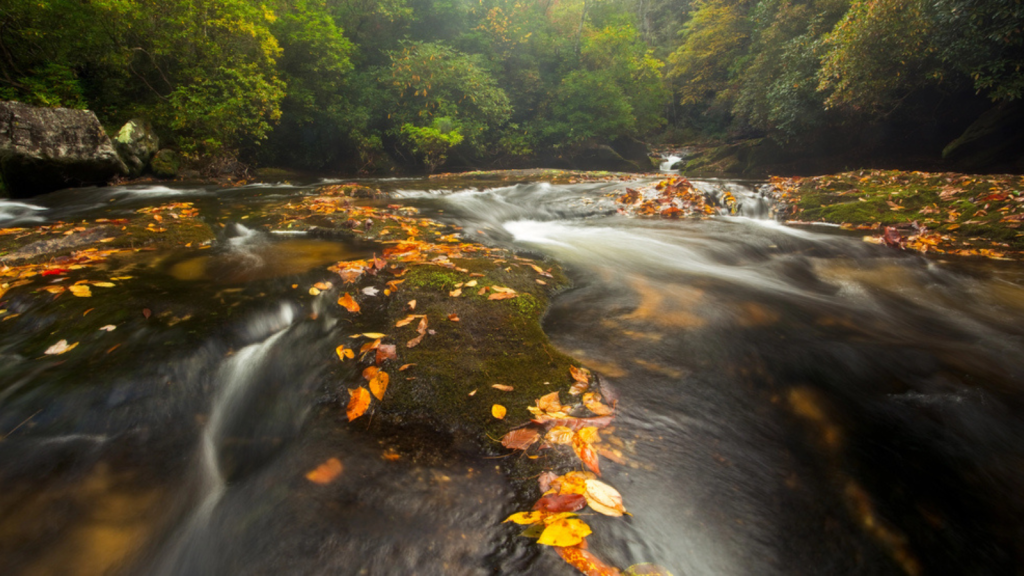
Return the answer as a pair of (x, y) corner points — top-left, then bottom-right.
(151, 149), (181, 178)
(0, 100), (128, 198)
(114, 118), (160, 176)
(571, 143), (644, 172)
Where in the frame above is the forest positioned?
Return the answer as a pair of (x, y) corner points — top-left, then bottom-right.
(1, 0), (1021, 174)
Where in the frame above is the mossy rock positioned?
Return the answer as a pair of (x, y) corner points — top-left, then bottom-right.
(151, 149), (181, 179)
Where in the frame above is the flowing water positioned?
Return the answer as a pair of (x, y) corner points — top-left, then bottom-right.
(3, 176), (1024, 575)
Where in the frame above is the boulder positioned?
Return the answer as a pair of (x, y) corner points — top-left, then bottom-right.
(0, 100), (128, 198)
(150, 149), (181, 178)
(114, 118), (159, 176)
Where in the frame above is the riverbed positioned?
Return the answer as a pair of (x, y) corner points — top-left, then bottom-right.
(2, 174), (1024, 575)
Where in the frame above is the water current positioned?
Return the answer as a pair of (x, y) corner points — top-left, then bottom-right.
(2, 174), (1024, 575)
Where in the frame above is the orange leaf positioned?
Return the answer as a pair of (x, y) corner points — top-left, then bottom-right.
(492, 384), (514, 392)
(363, 366), (379, 381)
(406, 334), (424, 348)
(360, 338), (382, 354)
(399, 363), (416, 371)
(570, 365), (591, 384)
(555, 546), (621, 576)
(347, 387), (371, 421)
(338, 293), (360, 313)
(305, 457), (343, 484)
(488, 292), (517, 300)
(335, 344), (354, 361)
(572, 433), (601, 476)
(537, 391), (563, 413)
(583, 392), (614, 416)
(370, 371), (389, 401)
(416, 316), (428, 335)
(492, 404), (507, 419)
(448, 314), (460, 322)
(408, 299), (416, 310)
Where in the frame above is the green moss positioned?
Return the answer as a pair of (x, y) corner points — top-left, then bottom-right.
(376, 257), (574, 449)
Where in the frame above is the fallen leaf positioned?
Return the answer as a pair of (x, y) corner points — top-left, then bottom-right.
(370, 371), (389, 401)
(492, 404), (507, 419)
(465, 280), (478, 287)
(360, 332), (386, 339)
(623, 563), (673, 576)
(360, 338), (382, 354)
(395, 314), (419, 327)
(538, 516), (591, 547)
(399, 363), (416, 371)
(492, 384), (514, 392)
(309, 287), (321, 296)
(346, 387), (371, 421)
(44, 339), (78, 355)
(450, 288), (462, 297)
(573, 433), (601, 476)
(91, 282), (115, 288)
(577, 426), (601, 445)
(408, 300), (417, 310)
(583, 392), (614, 416)
(468, 389), (477, 396)
(570, 365), (591, 384)
(504, 511), (546, 525)
(314, 281), (333, 291)
(537, 391), (563, 413)
(584, 479), (626, 517)
(382, 448), (401, 461)
(406, 334), (425, 348)
(362, 286), (380, 296)
(448, 314), (460, 322)
(69, 285), (92, 297)
(416, 316), (429, 335)
(501, 428), (541, 450)
(336, 345), (354, 361)
(338, 293), (360, 313)
(362, 366), (379, 381)
(533, 493), (587, 513)
(538, 471), (559, 492)
(376, 344), (397, 365)
(305, 457), (343, 484)
(488, 292), (516, 300)
(570, 381), (589, 395)
(98, 325), (117, 332)
(545, 426), (574, 445)
(556, 546), (621, 576)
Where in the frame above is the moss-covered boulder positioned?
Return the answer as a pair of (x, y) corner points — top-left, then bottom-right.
(150, 149), (181, 178)
(114, 118), (160, 177)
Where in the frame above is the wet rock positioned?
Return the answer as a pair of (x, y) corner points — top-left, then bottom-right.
(571, 143), (644, 172)
(0, 100), (128, 198)
(113, 118), (160, 177)
(3, 227), (114, 261)
(150, 149), (181, 178)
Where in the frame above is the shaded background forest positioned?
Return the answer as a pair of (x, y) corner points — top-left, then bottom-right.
(2, 0), (1021, 174)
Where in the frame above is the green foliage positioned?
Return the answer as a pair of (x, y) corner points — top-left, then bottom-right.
(400, 117), (465, 172)
(385, 41), (511, 158)
(667, 0), (751, 108)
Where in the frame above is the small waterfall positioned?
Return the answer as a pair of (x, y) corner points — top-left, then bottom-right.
(153, 303), (295, 575)
(659, 155), (682, 172)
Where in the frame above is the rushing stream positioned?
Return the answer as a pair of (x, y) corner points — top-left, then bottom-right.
(3, 175), (1024, 575)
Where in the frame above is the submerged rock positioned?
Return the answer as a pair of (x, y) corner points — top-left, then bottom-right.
(0, 100), (128, 198)
(114, 118), (160, 176)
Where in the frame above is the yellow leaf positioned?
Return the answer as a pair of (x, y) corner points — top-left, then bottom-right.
(335, 344), (354, 361)
(90, 282), (115, 287)
(545, 426), (574, 445)
(360, 332), (386, 339)
(69, 285), (92, 298)
(492, 404), (507, 419)
(504, 511), (545, 525)
(537, 517), (591, 547)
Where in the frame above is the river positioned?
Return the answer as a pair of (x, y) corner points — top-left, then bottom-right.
(2, 174), (1024, 575)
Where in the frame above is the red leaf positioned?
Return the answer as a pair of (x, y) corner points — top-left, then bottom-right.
(533, 493), (587, 513)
